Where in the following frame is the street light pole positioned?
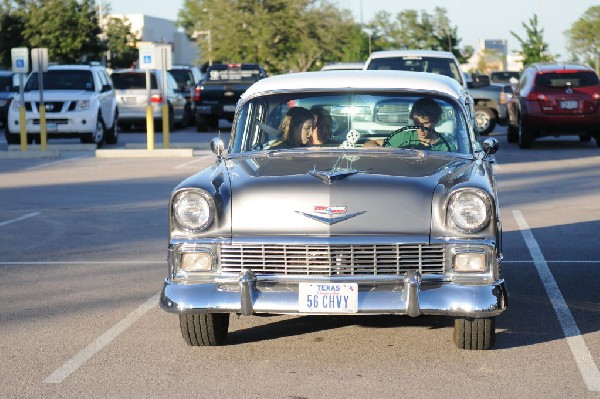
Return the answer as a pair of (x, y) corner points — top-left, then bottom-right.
(193, 30), (212, 66)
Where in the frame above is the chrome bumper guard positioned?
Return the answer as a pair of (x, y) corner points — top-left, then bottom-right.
(160, 269), (507, 317)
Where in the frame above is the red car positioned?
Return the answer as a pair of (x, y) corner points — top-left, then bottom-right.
(507, 63), (600, 148)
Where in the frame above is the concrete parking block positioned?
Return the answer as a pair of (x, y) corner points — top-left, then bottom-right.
(8, 144), (96, 151)
(0, 149), (60, 159)
(95, 149), (195, 158)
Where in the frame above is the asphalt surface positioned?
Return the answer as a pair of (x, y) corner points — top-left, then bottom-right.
(1, 125), (599, 398)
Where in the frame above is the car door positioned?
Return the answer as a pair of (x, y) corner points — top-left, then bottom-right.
(96, 69), (116, 127)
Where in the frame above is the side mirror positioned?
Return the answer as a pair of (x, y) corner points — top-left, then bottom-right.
(101, 84), (112, 93)
(482, 138), (499, 155)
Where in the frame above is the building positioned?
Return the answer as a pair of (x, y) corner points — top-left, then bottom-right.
(461, 38), (523, 74)
(109, 14), (199, 66)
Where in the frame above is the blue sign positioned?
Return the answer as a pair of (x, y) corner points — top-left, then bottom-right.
(16, 59), (24, 68)
(143, 55), (152, 64)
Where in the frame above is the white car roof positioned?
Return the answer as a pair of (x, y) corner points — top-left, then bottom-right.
(366, 50), (458, 60)
(241, 70), (465, 102)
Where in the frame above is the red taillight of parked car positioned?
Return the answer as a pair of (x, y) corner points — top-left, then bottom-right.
(526, 92), (547, 101)
(194, 86), (201, 103)
(151, 94), (163, 103)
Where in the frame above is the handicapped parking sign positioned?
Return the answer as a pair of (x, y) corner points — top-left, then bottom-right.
(139, 44), (155, 70)
(11, 47), (29, 73)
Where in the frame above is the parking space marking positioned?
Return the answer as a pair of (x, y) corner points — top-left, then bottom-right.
(25, 156), (87, 171)
(44, 292), (160, 384)
(513, 210), (600, 392)
(0, 212), (41, 227)
(174, 155), (214, 169)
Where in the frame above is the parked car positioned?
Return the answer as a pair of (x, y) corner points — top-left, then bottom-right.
(5, 64), (118, 147)
(169, 65), (203, 126)
(0, 70), (18, 127)
(321, 62), (364, 71)
(110, 69), (186, 131)
(506, 62), (600, 148)
(466, 73), (513, 135)
(490, 71), (520, 84)
(160, 70), (507, 350)
(364, 50), (467, 89)
(193, 63), (267, 131)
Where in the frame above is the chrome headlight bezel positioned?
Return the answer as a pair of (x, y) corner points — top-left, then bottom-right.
(171, 189), (215, 233)
(447, 189), (492, 233)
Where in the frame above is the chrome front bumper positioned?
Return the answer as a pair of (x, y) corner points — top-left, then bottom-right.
(160, 270), (507, 318)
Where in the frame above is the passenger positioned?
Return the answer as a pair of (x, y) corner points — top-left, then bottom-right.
(270, 107), (314, 148)
(310, 107), (333, 145)
(365, 97), (455, 151)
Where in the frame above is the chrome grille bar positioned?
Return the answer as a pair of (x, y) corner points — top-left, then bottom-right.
(220, 244), (445, 276)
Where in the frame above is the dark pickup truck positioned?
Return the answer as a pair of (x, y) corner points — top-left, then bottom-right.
(468, 74), (514, 136)
(194, 63), (267, 131)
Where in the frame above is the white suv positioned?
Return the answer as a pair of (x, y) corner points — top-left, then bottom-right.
(6, 64), (118, 147)
(364, 50), (467, 89)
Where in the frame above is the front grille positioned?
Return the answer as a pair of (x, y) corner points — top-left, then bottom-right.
(375, 103), (411, 124)
(33, 118), (68, 125)
(220, 244), (445, 276)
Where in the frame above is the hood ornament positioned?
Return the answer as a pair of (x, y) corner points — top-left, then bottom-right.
(309, 155), (363, 185)
(296, 206), (366, 225)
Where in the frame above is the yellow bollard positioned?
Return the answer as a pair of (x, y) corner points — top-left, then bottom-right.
(39, 107), (47, 151)
(162, 103), (169, 149)
(19, 106), (27, 151)
(146, 105), (154, 150)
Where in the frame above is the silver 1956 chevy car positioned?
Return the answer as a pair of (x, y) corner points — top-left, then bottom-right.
(160, 70), (507, 350)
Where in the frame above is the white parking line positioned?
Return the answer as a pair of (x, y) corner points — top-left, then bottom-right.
(0, 212), (41, 227)
(174, 155), (214, 169)
(513, 210), (600, 392)
(25, 156), (87, 171)
(44, 292), (160, 384)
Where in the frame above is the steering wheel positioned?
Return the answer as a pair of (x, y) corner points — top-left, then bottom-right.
(382, 125), (450, 150)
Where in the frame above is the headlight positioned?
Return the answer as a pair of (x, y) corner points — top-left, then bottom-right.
(172, 190), (215, 232)
(76, 100), (91, 111)
(447, 190), (491, 232)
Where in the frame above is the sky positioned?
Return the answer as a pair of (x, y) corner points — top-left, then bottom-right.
(107, 0), (597, 62)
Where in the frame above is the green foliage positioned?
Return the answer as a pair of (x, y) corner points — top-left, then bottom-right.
(22, 0), (103, 64)
(565, 5), (600, 71)
(0, 1), (26, 68)
(366, 7), (471, 63)
(510, 14), (554, 66)
(105, 17), (138, 69)
(178, 0), (370, 74)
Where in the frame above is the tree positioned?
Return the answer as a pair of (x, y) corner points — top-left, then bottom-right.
(367, 7), (471, 63)
(177, 0), (367, 74)
(104, 17), (138, 69)
(565, 6), (600, 71)
(23, 0), (103, 64)
(0, 0), (27, 68)
(510, 14), (554, 66)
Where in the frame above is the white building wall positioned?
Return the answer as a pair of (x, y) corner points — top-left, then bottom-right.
(110, 14), (199, 66)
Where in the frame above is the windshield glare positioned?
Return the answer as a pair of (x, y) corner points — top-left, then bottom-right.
(231, 92), (472, 155)
(25, 70), (94, 91)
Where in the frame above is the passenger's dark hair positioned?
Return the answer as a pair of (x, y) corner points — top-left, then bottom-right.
(409, 97), (442, 124)
(311, 106), (333, 143)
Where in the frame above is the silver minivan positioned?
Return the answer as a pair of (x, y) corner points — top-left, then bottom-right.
(110, 69), (186, 130)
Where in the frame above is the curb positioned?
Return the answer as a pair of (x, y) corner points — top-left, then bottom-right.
(0, 150), (60, 159)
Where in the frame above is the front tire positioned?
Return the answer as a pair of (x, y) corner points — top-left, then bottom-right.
(81, 115), (105, 148)
(105, 111), (119, 145)
(179, 313), (229, 346)
(453, 317), (496, 350)
(474, 105), (496, 136)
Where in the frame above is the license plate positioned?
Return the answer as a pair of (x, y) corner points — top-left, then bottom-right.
(560, 100), (578, 110)
(46, 123), (58, 132)
(223, 105), (236, 112)
(298, 283), (358, 313)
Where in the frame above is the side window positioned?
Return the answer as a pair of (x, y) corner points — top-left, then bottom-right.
(97, 70), (110, 91)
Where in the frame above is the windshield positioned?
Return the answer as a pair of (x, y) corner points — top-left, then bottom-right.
(111, 72), (158, 90)
(25, 70), (94, 91)
(231, 92), (472, 155)
(535, 71), (600, 88)
(367, 56), (464, 87)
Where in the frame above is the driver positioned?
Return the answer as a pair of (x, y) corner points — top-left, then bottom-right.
(365, 97), (455, 152)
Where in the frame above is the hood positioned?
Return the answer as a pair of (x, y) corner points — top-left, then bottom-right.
(23, 90), (94, 101)
(226, 152), (470, 237)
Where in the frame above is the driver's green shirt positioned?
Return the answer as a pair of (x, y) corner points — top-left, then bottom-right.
(384, 129), (456, 152)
